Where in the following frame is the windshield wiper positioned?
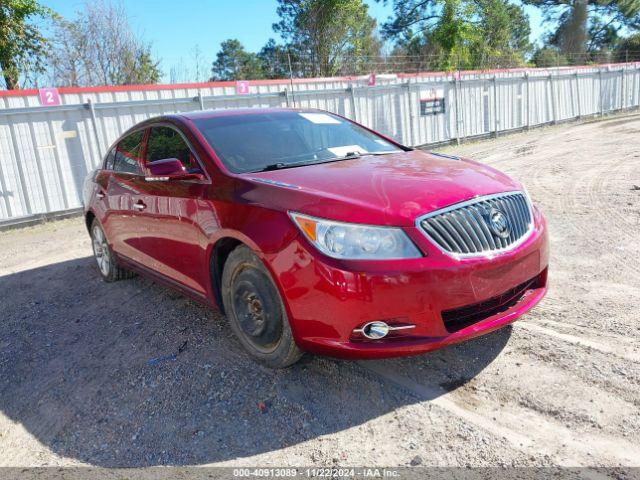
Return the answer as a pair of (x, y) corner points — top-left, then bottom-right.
(254, 150), (401, 173)
(362, 151), (401, 156)
(258, 159), (320, 172)
(330, 150), (399, 161)
(261, 162), (287, 171)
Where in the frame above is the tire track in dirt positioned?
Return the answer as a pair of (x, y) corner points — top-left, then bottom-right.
(516, 321), (640, 363)
(357, 360), (640, 466)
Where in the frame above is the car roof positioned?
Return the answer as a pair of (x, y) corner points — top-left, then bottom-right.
(117, 108), (334, 144)
(177, 107), (323, 121)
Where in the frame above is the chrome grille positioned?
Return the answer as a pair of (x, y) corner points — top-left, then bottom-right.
(417, 192), (533, 256)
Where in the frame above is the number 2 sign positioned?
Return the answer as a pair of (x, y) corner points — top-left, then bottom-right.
(38, 87), (61, 106)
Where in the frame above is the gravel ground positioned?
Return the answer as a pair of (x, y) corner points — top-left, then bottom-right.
(0, 114), (639, 468)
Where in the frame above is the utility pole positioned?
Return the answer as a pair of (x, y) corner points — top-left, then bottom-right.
(287, 52), (296, 108)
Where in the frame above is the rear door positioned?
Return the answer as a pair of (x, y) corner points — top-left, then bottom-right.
(131, 125), (210, 295)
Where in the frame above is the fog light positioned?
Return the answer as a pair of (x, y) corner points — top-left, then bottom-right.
(361, 321), (389, 339)
(352, 321), (416, 340)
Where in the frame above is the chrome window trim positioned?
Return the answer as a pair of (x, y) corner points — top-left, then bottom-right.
(415, 190), (535, 259)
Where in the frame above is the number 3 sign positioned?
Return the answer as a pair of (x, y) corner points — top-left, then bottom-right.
(38, 87), (61, 106)
(235, 81), (250, 95)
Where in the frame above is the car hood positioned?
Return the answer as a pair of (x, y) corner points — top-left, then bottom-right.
(237, 150), (522, 226)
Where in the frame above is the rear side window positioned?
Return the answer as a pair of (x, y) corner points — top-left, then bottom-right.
(114, 130), (145, 174)
(146, 126), (202, 173)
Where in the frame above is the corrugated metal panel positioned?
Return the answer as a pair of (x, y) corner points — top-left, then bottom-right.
(1, 64), (639, 224)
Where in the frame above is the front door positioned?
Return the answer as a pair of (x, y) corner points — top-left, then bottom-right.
(132, 125), (209, 296)
(103, 129), (147, 264)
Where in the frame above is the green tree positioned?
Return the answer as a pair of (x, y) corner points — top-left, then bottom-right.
(523, 0), (640, 58)
(588, 16), (620, 52)
(273, 0), (381, 77)
(379, 0), (531, 70)
(257, 39), (290, 79)
(211, 39), (264, 80)
(123, 47), (161, 85)
(0, 0), (54, 89)
(470, 0), (532, 67)
(531, 46), (568, 66)
(615, 32), (640, 60)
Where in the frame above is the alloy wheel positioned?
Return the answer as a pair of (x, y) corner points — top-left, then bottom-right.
(92, 225), (111, 277)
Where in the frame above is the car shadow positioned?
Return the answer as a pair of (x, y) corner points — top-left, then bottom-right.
(0, 257), (512, 466)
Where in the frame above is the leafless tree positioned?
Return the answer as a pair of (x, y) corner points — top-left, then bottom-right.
(192, 44), (206, 82)
(169, 58), (189, 84)
(48, 1), (160, 87)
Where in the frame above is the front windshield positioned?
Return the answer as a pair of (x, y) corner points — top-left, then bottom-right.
(192, 110), (404, 173)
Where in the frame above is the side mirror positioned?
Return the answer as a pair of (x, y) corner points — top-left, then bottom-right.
(145, 158), (204, 181)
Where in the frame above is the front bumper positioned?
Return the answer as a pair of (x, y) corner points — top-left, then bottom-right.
(267, 209), (549, 359)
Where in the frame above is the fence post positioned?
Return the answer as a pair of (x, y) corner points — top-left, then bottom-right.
(568, 72), (576, 118)
(349, 85), (358, 123)
(405, 82), (417, 146)
(453, 76), (461, 144)
(635, 65), (640, 109)
(197, 91), (205, 110)
(549, 74), (557, 124)
(525, 72), (531, 130)
(287, 52), (296, 108)
(492, 76), (499, 137)
(598, 68), (604, 116)
(574, 72), (581, 119)
(85, 98), (103, 155)
(620, 67), (626, 111)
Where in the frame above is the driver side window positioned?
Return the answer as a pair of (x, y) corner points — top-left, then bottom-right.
(146, 126), (202, 174)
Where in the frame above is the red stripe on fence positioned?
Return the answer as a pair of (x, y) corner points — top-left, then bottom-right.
(1, 63), (639, 98)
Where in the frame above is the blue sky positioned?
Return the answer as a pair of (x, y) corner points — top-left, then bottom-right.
(42, 0), (545, 82)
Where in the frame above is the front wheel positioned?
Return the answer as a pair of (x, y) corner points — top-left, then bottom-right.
(90, 220), (135, 282)
(221, 245), (303, 368)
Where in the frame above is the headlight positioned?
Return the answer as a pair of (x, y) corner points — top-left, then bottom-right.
(289, 212), (422, 260)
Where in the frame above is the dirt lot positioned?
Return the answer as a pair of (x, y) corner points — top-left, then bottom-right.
(0, 114), (639, 468)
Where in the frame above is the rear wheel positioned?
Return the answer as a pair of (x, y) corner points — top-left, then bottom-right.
(221, 245), (303, 368)
(90, 219), (135, 282)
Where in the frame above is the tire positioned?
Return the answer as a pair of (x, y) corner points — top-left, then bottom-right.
(221, 245), (303, 368)
(90, 219), (136, 282)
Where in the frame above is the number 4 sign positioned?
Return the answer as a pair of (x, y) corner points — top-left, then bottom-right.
(38, 87), (61, 106)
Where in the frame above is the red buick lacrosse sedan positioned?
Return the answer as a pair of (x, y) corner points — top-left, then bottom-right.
(84, 108), (548, 367)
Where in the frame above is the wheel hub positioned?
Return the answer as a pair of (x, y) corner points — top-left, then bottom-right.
(243, 292), (266, 335)
(231, 271), (283, 353)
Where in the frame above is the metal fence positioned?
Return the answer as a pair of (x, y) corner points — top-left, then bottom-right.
(1, 63), (639, 226)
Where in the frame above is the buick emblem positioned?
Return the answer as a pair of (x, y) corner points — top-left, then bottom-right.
(488, 208), (510, 238)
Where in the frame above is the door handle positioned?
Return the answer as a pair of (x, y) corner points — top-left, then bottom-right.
(96, 190), (105, 199)
(133, 201), (146, 211)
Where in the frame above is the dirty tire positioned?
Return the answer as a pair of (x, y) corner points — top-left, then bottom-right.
(221, 245), (303, 368)
(90, 219), (136, 282)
